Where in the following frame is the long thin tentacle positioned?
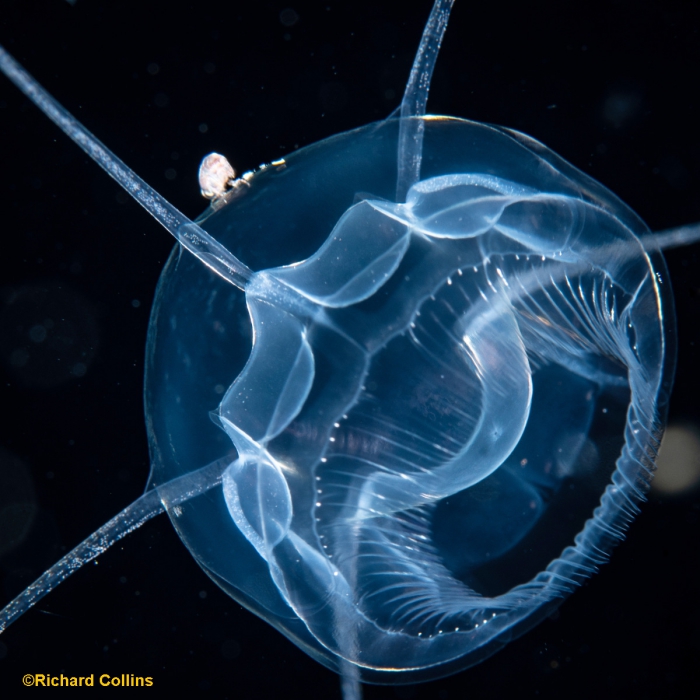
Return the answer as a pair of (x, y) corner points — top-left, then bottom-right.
(645, 223), (700, 251)
(0, 456), (229, 633)
(0, 46), (252, 291)
(396, 0), (455, 202)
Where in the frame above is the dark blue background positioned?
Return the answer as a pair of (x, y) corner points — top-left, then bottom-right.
(1, 0), (699, 697)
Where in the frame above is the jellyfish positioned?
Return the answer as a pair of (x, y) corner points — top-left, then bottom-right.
(0, 1), (699, 697)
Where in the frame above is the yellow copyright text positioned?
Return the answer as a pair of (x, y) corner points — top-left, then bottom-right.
(22, 673), (153, 687)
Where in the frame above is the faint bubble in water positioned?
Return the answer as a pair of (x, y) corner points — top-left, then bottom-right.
(654, 424), (700, 496)
(28, 324), (47, 343)
(0, 284), (99, 387)
(0, 447), (37, 557)
(72, 362), (87, 378)
(279, 8), (299, 27)
(602, 87), (642, 129)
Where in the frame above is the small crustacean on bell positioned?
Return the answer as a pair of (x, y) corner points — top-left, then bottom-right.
(198, 152), (257, 209)
(199, 152), (242, 200)
(198, 153), (285, 208)
(198, 152), (235, 199)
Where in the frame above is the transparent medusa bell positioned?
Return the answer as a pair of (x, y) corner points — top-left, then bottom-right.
(147, 108), (675, 683)
(1, 0), (699, 698)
